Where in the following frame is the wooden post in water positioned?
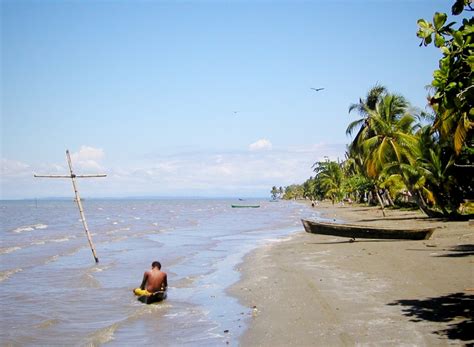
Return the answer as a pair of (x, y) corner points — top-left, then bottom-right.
(34, 150), (106, 263)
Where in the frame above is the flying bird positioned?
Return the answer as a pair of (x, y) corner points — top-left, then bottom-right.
(310, 87), (325, 92)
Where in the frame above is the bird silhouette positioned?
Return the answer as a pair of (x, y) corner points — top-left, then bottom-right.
(310, 87), (325, 92)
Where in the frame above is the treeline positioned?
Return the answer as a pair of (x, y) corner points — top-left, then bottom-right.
(277, 1), (473, 218)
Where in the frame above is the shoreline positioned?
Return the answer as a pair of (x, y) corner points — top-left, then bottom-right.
(228, 201), (474, 346)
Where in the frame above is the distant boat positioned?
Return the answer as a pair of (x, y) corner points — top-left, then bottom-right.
(231, 204), (260, 208)
(301, 219), (435, 240)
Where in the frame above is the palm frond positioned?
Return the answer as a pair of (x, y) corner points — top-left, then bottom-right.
(346, 118), (365, 136)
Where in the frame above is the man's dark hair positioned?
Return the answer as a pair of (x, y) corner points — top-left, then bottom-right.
(152, 261), (161, 269)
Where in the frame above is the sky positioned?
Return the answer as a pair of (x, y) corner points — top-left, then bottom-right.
(1, 0), (455, 199)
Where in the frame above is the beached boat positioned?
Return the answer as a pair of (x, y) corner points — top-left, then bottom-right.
(301, 219), (435, 240)
(231, 204), (260, 208)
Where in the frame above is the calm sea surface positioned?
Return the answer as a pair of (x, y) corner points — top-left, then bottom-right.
(0, 198), (319, 346)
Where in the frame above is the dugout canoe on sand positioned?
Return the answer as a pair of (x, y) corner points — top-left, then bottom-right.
(301, 219), (435, 240)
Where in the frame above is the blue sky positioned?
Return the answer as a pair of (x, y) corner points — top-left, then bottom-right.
(1, 0), (454, 199)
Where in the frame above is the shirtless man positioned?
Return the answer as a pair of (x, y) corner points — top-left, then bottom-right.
(138, 261), (167, 293)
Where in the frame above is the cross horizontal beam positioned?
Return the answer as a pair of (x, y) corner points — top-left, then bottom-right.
(34, 174), (107, 178)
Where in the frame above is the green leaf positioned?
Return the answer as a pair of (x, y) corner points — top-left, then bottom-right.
(453, 31), (464, 47)
(439, 57), (450, 71)
(435, 33), (445, 47)
(445, 82), (457, 91)
(467, 55), (474, 69)
(433, 69), (447, 80)
(463, 24), (474, 35)
(424, 35), (432, 46)
(417, 19), (435, 41)
(451, 0), (465, 15)
(440, 46), (450, 55)
(417, 19), (431, 29)
(433, 12), (447, 30)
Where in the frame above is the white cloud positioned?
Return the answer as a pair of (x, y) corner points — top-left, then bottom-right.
(105, 142), (345, 195)
(249, 139), (272, 151)
(70, 146), (105, 172)
(1, 143), (347, 198)
(0, 159), (31, 177)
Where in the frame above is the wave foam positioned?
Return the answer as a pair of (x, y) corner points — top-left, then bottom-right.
(0, 246), (21, 255)
(12, 223), (48, 233)
(0, 268), (23, 282)
(52, 237), (70, 243)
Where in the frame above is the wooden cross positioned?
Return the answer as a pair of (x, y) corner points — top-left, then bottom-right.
(34, 150), (106, 263)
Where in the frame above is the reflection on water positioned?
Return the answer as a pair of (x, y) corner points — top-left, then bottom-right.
(0, 199), (318, 345)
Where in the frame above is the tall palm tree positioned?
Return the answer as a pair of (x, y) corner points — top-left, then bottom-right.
(348, 93), (417, 216)
(346, 84), (387, 148)
(361, 94), (418, 178)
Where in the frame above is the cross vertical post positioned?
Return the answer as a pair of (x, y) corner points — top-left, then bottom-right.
(66, 150), (99, 263)
(34, 150), (106, 263)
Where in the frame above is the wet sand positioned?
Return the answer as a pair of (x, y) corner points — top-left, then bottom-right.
(229, 201), (474, 346)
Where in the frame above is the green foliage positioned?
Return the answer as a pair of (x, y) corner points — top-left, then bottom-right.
(341, 173), (371, 203)
(415, 0), (474, 215)
(282, 184), (305, 200)
(417, 2), (473, 155)
(311, 160), (345, 203)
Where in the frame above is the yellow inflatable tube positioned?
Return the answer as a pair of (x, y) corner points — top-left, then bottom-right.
(133, 288), (167, 304)
(133, 288), (152, 296)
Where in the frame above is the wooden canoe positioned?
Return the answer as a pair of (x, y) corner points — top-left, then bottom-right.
(301, 219), (435, 240)
(231, 204), (260, 208)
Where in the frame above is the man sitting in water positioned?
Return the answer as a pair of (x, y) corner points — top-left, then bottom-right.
(134, 261), (167, 296)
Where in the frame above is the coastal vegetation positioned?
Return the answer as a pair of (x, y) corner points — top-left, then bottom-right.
(279, 1), (473, 218)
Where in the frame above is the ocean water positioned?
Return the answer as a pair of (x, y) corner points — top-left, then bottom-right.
(0, 198), (319, 346)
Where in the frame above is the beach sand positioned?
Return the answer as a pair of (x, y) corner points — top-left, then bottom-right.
(229, 201), (474, 346)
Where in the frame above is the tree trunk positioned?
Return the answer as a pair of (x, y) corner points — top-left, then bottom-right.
(375, 189), (386, 217)
(385, 190), (395, 207)
(412, 190), (443, 218)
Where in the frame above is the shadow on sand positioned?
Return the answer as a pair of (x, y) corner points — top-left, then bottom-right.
(307, 239), (402, 245)
(436, 244), (474, 258)
(405, 244), (474, 257)
(388, 292), (474, 345)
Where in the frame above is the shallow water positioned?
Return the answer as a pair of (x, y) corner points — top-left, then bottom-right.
(0, 198), (319, 345)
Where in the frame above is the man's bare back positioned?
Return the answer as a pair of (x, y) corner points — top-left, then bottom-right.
(140, 261), (167, 293)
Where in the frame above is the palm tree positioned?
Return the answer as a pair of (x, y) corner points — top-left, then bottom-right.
(348, 93), (418, 216)
(346, 84), (387, 148)
(317, 161), (344, 204)
(271, 186), (279, 200)
(360, 94), (418, 177)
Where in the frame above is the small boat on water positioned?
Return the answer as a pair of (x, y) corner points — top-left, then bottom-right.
(231, 204), (260, 208)
(301, 219), (435, 240)
(134, 289), (167, 304)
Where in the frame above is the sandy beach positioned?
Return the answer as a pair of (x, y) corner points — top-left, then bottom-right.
(229, 201), (474, 346)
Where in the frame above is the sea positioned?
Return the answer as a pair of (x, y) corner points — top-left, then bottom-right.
(0, 198), (320, 346)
